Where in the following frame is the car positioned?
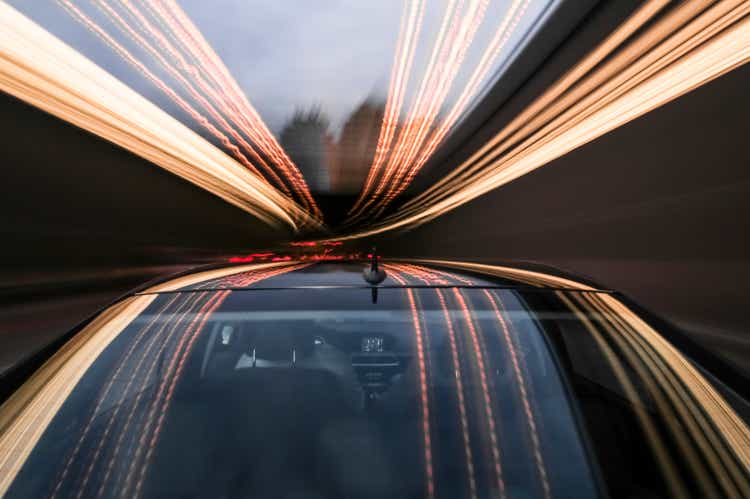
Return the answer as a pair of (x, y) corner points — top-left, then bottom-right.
(0, 259), (749, 499)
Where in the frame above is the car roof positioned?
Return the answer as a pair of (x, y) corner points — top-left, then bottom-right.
(136, 260), (604, 294)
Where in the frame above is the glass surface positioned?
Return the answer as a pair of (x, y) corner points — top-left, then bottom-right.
(3, 285), (750, 499)
(3, 288), (596, 499)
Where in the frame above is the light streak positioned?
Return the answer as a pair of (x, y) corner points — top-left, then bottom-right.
(555, 291), (688, 497)
(128, 290), (228, 498)
(483, 290), (550, 499)
(0, 261), (302, 497)
(0, 3), (318, 230)
(385, 264), (477, 499)
(341, 1), (750, 239)
(388, 270), (435, 499)
(50, 292), (182, 499)
(580, 292), (750, 496)
(350, 0), (492, 221)
(349, 0), (426, 215)
(451, 287), (505, 498)
(124, 264), (308, 497)
(155, 0), (322, 219)
(402, 259), (750, 491)
(89, 264), (300, 497)
(56, 0), (266, 183)
(85, 292), (208, 499)
(402, 258), (596, 290)
(139, 0), (322, 218)
(399, 0), (672, 212)
(402, 261), (550, 498)
(91, 0), (291, 195)
(384, 0), (530, 206)
(0, 296), (158, 496)
(436, 287), (477, 499)
(58, 0), (321, 221)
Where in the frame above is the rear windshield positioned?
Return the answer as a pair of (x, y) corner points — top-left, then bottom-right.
(1, 288), (596, 499)
(1, 285), (749, 499)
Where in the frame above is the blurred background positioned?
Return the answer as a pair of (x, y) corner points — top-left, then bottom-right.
(1, 0), (749, 376)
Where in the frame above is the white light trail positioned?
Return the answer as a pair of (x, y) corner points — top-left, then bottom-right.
(338, 0), (750, 240)
(0, 3), (319, 231)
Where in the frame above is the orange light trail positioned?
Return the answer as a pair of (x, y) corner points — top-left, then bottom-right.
(371, 0), (492, 216)
(58, 0), (322, 221)
(386, 0), (530, 205)
(399, 0), (672, 213)
(95, 0), (291, 195)
(451, 287), (505, 498)
(350, 0), (491, 221)
(57, 0), (265, 181)
(87, 291), (209, 499)
(349, 0), (426, 215)
(409, 259), (750, 488)
(388, 270), (435, 499)
(124, 264), (308, 497)
(340, 1), (750, 240)
(76, 265), (303, 498)
(483, 290), (550, 499)
(386, 264), (477, 499)
(394, 263), (506, 497)
(142, 0), (322, 218)
(132, 290), (228, 498)
(0, 262), (303, 497)
(49, 292), (182, 499)
(0, 3), (314, 230)
(398, 262), (550, 497)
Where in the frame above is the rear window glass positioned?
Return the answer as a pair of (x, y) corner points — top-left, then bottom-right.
(2, 288), (597, 499)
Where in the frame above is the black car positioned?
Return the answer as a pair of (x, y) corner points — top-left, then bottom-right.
(0, 260), (748, 499)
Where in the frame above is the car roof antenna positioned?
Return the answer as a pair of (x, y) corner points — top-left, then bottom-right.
(362, 247), (386, 303)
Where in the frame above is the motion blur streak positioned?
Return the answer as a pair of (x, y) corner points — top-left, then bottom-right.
(581, 292), (749, 497)
(350, 0), (494, 221)
(399, 262), (550, 499)
(387, 270), (435, 499)
(56, 0), (267, 181)
(0, 295), (157, 495)
(374, 0), (530, 216)
(400, 0), (671, 213)
(407, 260), (750, 496)
(554, 292), (688, 497)
(450, 286), (505, 498)
(0, 3), (317, 231)
(385, 264), (478, 499)
(57, 0), (322, 222)
(349, 0), (425, 215)
(87, 0), (291, 195)
(49, 292), (183, 499)
(0, 261), (301, 498)
(482, 290), (550, 499)
(141, 0), (322, 217)
(157, 0), (322, 219)
(392, 0), (529, 200)
(404, 259), (595, 290)
(342, 0), (750, 239)
(370, 0), (491, 217)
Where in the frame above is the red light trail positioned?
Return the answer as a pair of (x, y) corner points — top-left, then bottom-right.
(349, 0), (426, 216)
(391, 264), (506, 497)
(338, 1), (750, 240)
(56, 0), (322, 222)
(386, 264), (477, 499)
(348, 0), (536, 223)
(388, 270), (435, 499)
